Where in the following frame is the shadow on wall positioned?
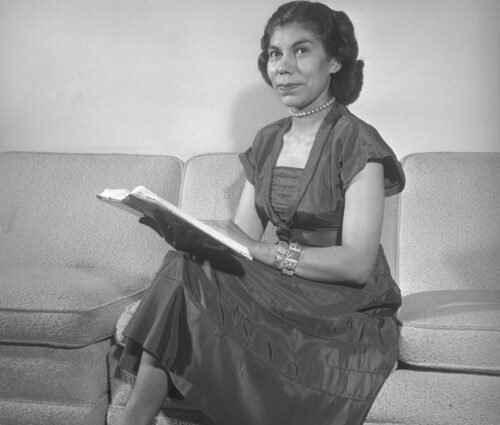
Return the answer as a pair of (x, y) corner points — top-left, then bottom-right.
(228, 83), (287, 152)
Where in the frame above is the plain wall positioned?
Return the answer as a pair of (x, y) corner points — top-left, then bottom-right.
(1, 0), (499, 160)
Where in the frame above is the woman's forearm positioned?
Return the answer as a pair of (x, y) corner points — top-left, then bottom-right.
(208, 218), (376, 285)
(296, 245), (375, 284)
(249, 241), (374, 286)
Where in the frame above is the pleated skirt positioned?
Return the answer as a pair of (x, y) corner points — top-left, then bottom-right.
(120, 250), (400, 425)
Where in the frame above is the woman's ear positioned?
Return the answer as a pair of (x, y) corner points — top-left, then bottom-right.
(329, 58), (342, 74)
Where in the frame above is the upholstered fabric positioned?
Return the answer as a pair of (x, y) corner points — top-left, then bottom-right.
(0, 151), (182, 277)
(366, 369), (500, 425)
(181, 153), (278, 244)
(3, 151), (499, 425)
(0, 340), (110, 425)
(398, 290), (500, 372)
(0, 340), (109, 403)
(0, 152), (184, 425)
(0, 400), (108, 425)
(0, 266), (148, 346)
(115, 300), (141, 347)
(380, 194), (400, 279)
(180, 153), (245, 220)
(396, 153), (500, 372)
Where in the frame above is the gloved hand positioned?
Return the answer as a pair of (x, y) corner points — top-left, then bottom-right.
(139, 212), (228, 256)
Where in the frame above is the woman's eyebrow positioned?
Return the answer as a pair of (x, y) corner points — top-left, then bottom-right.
(292, 39), (314, 47)
(268, 39), (314, 50)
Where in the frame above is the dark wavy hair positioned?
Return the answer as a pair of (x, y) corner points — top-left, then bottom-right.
(258, 1), (364, 105)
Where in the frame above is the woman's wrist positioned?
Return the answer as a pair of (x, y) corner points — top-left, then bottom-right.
(269, 240), (302, 277)
(249, 240), (277, 267)
(273, 240), (288, 269)
(279, 242), (302, 277)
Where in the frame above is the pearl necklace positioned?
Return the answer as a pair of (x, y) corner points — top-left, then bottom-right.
(289, 97), (336, 119)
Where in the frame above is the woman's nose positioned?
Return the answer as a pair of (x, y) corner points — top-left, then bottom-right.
(278, 53), (295, 74)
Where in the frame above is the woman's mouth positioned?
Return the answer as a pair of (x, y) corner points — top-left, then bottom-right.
(276, 83), (301, 92)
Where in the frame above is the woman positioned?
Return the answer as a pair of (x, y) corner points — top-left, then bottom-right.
(117, 2), (405, 425)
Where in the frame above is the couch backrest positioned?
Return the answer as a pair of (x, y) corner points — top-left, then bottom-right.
(180, 153), (245, 220)
(395, 152), (500, 295)
(7, 151), (495, 290)
(180, 153), (279, 243)
(0, 151), (183, 277)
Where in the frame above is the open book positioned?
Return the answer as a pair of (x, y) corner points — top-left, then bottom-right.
(97, 186), (252, 260)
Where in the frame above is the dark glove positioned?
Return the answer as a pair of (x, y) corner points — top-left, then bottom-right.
(139, 212), (227, 256)
(138, 215), (164, 237)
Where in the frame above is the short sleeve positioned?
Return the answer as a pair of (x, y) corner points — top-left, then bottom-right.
(239, 147), (256, 185)
(338, 123), (405, 196)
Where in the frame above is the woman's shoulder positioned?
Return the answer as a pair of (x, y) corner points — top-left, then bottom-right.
(335, 105), (383, 142)
(334, 105), (405, 196)
(255, 116), (290, 139)
(250, 116), (290, 153)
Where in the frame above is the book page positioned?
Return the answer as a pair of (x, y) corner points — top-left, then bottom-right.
(97, 186), (252, 260)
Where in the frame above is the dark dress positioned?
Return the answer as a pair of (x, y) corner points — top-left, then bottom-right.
(120, 102), (406, 425)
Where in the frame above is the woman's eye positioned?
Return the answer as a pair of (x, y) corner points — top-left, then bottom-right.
(296, 47), (308, 55)
(268, 50), (281, 60)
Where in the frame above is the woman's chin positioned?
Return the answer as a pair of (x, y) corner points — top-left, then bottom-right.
(280, 98), (306, 111)
(276, 93), (302, 109)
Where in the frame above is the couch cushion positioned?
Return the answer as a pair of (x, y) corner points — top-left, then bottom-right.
(0, 400), (108, 425)
(0, 266), (149, 346)
(180, 153), (277, 242)
(398, 290), (500, 373)
(396, 153), (500, 372)
(0, 152), (182, 277)
(367, 369), (500, 425)
(180, 153), (245, 220)
(0, 340), (109, 403)
(0, 340), (110, 425)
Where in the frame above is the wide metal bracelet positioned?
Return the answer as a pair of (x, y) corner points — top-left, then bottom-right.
(273, 240), (289, 269)
(281, 242), (302, 277)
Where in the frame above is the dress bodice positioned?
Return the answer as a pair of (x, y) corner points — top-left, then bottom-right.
(270, 166), (303, 222)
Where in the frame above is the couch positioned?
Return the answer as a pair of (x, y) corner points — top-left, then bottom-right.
(0, 150), (498, 425)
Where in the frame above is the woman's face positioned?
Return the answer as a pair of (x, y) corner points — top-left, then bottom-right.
(267, 23), (340, 112)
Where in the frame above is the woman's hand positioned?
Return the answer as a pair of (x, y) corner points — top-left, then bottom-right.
(203, 219), (257, 253)
(139, 214), (250, 275)
(139, 212), (228, 255)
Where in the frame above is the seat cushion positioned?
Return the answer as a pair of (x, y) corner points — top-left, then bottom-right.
(396, 153), (500, 372)
(0, 266), (149, 346)
(0, 341), (109, 403)
(367, 369), (500, 425)
(0, 400), (108, 425)
(398, 290), (500, 373)
(0, 340), (110, 425)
